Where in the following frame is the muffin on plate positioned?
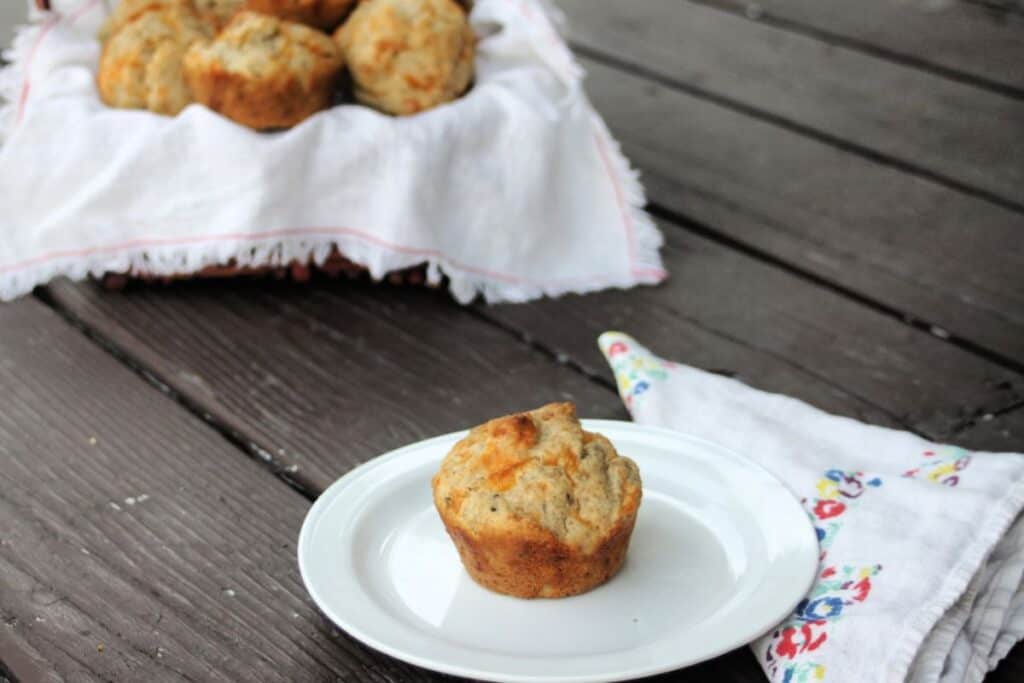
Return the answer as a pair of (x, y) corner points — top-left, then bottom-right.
(432, 403), (643, 599)
(333, 0), (475, 115)
(97, 4), (212, 115)
(244, 0), (357, 31)
(183, 11), (344, 129)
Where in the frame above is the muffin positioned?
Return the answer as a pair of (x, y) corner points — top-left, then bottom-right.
(97, 5), (212, 115)
(333, 0), (475, 115)
(432, 403), (643, 599)
(244, 0), (357, 31)
(182, 11), (344, 129)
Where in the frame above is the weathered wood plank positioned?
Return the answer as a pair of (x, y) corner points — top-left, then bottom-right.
(955, 404), (1024, 452)
(480, 221), (1023, 441)
(558, 0), (1024, 207)
(575, 55), (1024, 367)
(697, 0), (1024, 94)
(44, 277), (626, 494)
(0, 298), (433, 682)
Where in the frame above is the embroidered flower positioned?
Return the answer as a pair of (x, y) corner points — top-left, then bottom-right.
(775, 621), (828, 659)
(813, 499), (845, 520)
(849, 577), (872, 603)
(606, 341), (628, 357)
(800, 597), (844, 620)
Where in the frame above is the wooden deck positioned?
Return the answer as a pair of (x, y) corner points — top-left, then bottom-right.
(3, 0), (1024, 680)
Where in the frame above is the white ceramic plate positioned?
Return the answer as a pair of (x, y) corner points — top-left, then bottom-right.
(298, 421), (817, 683)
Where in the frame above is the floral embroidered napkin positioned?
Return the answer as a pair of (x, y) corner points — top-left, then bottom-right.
(598, 332), (1024, 683)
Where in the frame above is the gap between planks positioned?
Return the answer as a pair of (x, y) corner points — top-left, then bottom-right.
(569, 41), (1024, 217)
(33, 288), (324, 501)
(644, 201), (1024, 381)
(33, 283), (629, 496)
(685, 0), (1024, 100)
(964, 0), (1024, 17)
(561, 45), (1024, 376)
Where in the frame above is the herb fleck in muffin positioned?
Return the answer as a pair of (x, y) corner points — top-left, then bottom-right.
(182, 11), (344, 129)
(97, 5), (212, 115)
(432, 403), (642, 599)
(334, 0), (475, 115)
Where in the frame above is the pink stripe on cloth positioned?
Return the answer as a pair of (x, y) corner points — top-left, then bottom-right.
(0, 225), (652, 291)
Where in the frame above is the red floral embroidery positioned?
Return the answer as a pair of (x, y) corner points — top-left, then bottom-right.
(776, 621), (828, 660)
(813, 499), (846, 520)
(850, 577), (871, 603)
(607, 341), (628, 356)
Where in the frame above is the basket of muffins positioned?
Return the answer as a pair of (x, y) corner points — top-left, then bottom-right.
(84, 0), (475, 287)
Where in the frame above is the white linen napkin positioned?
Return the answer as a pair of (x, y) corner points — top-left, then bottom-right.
(598, 332), (1024, 683)
(0, 0), (665, 303)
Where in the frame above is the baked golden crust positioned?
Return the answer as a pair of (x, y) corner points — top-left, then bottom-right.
(182, 11), (344, 129)
(334, 0), (475, 115)
(433, 403), (643, 598)
(244, 0), (357, 31)
(97, 5), (211, 115)
(192, 0), (245, 31)
(99, 0), (189, 42)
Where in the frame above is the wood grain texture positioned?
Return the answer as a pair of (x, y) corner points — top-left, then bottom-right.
(44, 277), (626, 494)
(696, 0), (1024, 94)
(955, 404), (1024, 452)
(557, 0), (1024, 206)
(480, 221), (1024, 441)
(0, 298), (434, 682)
(575, 55), (1024, 367)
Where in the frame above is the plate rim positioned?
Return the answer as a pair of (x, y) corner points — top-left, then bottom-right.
(298, 420), (817, 683)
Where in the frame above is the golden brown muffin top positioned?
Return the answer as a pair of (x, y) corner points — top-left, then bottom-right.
(334, 0), (475, 115)
(185, 11), (343, 80)
(433, 403), (642, 554)
(99, 0), (190, 41)
(98, 6), (210, 115)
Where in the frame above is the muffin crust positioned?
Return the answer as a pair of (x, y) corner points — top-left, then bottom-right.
(183, 11), (344, 129)
(334, 0), (475, 115)
(97, 5), (211, 115)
